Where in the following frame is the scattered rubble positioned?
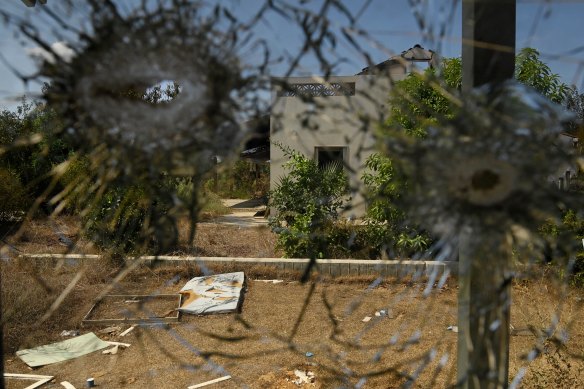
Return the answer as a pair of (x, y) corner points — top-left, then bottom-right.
(60, 330), (80, 337)
(292, 369), (316, 385)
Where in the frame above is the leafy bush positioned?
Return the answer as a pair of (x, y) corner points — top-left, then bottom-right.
(0, 100), (71, 216)
(205, 159), (269, 199)
(539, 209), (584, 286)
(361, 153), (430, 258)
(0, 168), (30, 220)
(83, 180), (183, 257)
(560, 210), (584, 285)
(199, 190), (231, 219)
(361, 154), (403, 250)
(56, 153), (180, 256)
(269, 144), (350, 258)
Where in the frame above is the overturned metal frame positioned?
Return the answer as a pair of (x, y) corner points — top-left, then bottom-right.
(82, 294), (182, 325)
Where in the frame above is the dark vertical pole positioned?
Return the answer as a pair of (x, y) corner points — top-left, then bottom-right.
(462, 0), (516, 91)
(459, 1), (516, 388)
(213, 156), (219, 193)
(0, 272), (4, 388)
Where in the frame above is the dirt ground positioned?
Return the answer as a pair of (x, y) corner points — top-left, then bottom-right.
(2, 260), (583, 389)
(2, 218), (584, 388)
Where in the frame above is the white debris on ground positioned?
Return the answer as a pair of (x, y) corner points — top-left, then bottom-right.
(292, 369), (316, 386)
(60, 330), (80, 337)
(254, 279), (284, 284)
(16, 333), (110, 367)
(178, 272), (245, 315)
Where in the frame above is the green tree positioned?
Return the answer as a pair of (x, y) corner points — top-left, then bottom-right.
(385, 48), (568, 137)
(365, 48), (573, 257)
(0, 99), (70, 217)
(515, 48), (570, 104)
(387, 57), (461, 137)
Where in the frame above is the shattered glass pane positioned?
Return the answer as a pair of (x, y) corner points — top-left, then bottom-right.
(1, 1), (583, 388)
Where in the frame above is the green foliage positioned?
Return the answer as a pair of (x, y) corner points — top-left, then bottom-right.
(386, 57), (461, 137)
(199, 190), (231, 219)
(57, 152), (186, 255)
(539, 209), (584, 286)
(206, 160), (269, 199)
(386, 49), (569, 140)
(0, 99), (70, 216)
(561, 210), (584, 286)
(84, 185), (149, 255)
(515, 48), (569, 104)
(361, 154), (402, 251)
(82, 176), (182, 256)
(396, 232), (431, 256)
(0, 167), (30, 218)
(362, 154), (402, 224)
(371, 48), (574, 258)
(269, 144), (351, 258)
(361, 154), (430, 257)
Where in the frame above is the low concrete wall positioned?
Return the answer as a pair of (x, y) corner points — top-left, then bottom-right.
(20, 254), (457, 277)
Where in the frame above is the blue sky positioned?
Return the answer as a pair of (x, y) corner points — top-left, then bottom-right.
(1, 0), (584, 110)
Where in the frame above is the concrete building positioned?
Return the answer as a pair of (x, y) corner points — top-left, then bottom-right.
(269, 45), (435, 217)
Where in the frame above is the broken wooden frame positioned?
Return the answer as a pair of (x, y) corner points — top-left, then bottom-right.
(82, 294), (182, 325)
(4, 373), (54, 389)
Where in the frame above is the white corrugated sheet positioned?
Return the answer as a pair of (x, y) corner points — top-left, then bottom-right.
(178, 272), (245, 314)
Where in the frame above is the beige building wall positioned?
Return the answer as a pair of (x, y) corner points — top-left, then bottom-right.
(270, 73), (406, 217)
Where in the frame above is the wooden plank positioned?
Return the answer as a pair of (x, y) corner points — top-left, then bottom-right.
(188, 375), (232, 389)
(106, 341), (131, 348)
(119, 325), (136, 337)
(4, 373), (54, 389)
(4, 374), (54, 380)
(60, 381), (77, 389)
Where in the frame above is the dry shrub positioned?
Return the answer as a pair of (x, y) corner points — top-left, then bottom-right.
(176, 223), (279, 258)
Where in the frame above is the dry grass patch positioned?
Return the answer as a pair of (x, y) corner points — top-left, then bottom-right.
(4, 216), (279, 258)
